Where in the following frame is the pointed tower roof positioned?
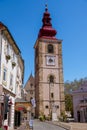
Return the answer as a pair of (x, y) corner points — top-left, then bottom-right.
(38, 5), (57, 39)
(29, 72), (33, 80)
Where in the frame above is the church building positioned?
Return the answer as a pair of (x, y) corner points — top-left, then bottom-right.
(34, 5), (65, 120)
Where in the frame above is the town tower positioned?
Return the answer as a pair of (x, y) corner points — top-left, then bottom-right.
(34, 5), (65, 119)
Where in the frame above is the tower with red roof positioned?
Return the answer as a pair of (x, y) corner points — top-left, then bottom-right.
(34, 5), (65, 119)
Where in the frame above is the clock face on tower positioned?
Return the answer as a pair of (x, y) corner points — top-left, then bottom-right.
(46, 56), (55, 66)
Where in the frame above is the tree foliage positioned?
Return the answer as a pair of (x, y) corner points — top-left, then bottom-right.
(64, 77), (87, 94)
(64, 77), (87, 116)
(65, 94), (73, 116)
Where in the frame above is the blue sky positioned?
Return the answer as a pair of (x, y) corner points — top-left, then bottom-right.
(0, 0), (87, 85)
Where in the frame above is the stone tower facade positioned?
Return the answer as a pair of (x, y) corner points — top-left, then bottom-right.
(34, 6), (65, 119)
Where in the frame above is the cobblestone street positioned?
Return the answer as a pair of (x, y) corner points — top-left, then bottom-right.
(14, 120), (66, 130)
(14, 119), (87, 130)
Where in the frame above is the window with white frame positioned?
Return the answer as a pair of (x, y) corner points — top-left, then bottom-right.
(3, 67), (7, 81)
(4, 39), (7, 54)
(12, 52), (15, 61)
(10, 73), (13, 86)
(12, 52), (16, 63)
(7, 44), (10, 55)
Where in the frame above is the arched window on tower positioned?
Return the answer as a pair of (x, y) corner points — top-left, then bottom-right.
(48, 44), (54, 53)
(49, 75), (54, 83)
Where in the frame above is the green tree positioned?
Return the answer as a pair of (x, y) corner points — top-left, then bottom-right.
(65, 94), (73, 117)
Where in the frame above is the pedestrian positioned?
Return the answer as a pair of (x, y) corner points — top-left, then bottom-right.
(29, 119), (33, 129)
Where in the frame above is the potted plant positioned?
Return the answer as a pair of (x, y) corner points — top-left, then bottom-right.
(6, 55), (11, 60)
(39, 114), (45, 121)
(12, 61), (16, 67)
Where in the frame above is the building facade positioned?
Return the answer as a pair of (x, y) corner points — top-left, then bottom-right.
(24, 74), (35, 117)
(0, 22), (24, 130)
(72, 86), (87, 122)
(34, 6), (65, 120)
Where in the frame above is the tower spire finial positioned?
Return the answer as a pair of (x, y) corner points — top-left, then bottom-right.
(38, 3), (57, 39)
(45, 3), (48, 12)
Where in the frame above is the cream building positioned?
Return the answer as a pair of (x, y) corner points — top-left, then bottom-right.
(34, 6), (65, 120)
(0, 22), (24, 130)
(72, 86), (87, 122)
